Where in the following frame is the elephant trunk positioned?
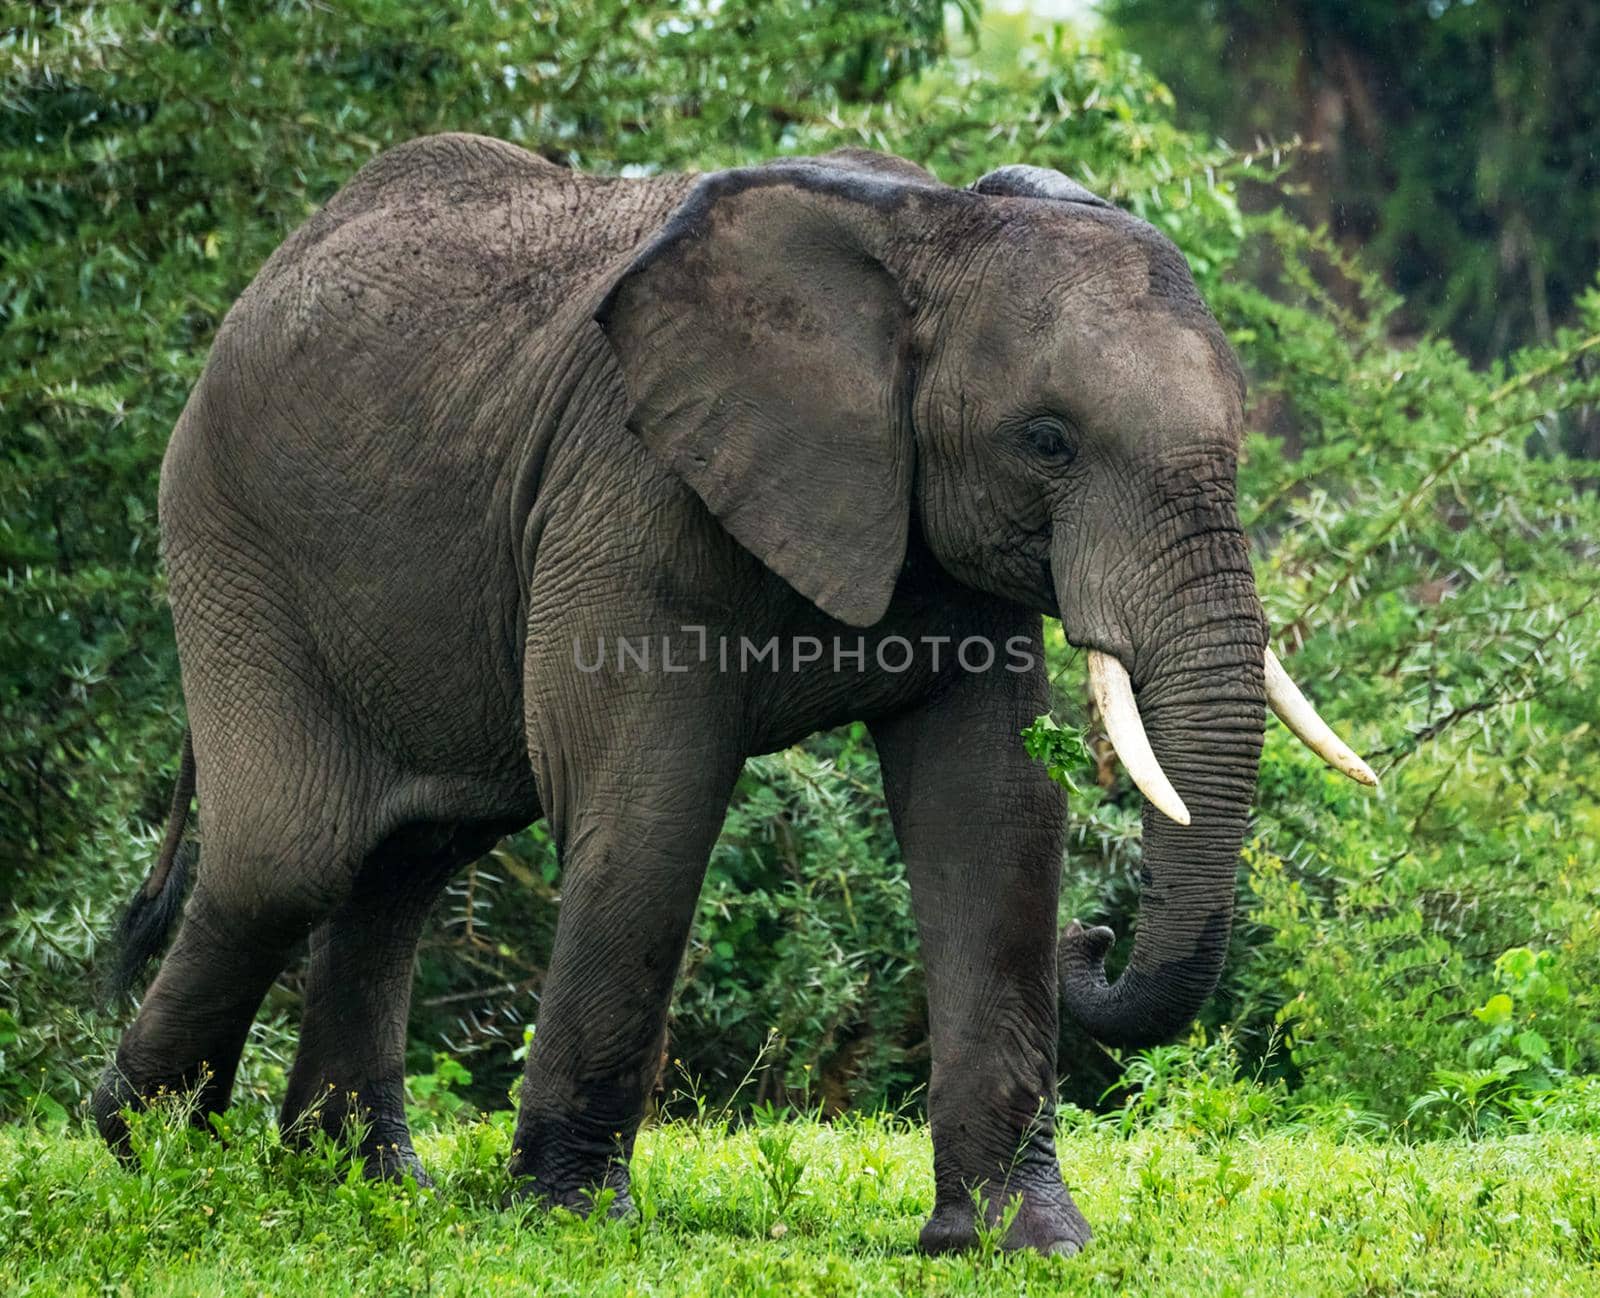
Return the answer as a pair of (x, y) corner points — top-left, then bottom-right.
(1057, 552), (1266, 1051)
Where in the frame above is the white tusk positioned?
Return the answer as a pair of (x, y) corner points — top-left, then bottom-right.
(1263, 648), (1380, 787)
(1087, 650), (1191, 827)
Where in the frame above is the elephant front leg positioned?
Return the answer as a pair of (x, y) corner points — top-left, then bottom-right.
(509, 708), (741, 1215)
(870, 629), (1090, 1256)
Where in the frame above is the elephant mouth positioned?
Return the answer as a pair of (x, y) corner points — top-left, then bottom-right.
(1087, 646), (1378, 827)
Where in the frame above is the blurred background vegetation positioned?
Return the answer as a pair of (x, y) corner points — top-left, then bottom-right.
(3, 1), (1598, 1139)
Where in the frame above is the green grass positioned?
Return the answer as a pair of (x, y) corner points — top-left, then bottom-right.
(5, 1108), (1600, 1296)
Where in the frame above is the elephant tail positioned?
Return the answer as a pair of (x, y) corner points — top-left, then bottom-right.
(103, 729), (196, 1003)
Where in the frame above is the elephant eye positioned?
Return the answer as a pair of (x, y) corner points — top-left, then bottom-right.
(1023, 416), (1077, 465)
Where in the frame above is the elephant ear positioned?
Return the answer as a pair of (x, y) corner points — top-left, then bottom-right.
(595, 165), (918, 628)
(969, 164), (1112, 208)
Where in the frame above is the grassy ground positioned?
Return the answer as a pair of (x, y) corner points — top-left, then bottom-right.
(5, 1107), (1600, 1296)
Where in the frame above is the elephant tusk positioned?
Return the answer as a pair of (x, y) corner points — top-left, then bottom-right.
(1087, 650), (1191, 827)
(1263, 647), (1380, 787)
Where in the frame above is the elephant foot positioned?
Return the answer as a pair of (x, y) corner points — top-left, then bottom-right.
(507, 1123), (633, 1219)
(279, 1089), (432, 1187)
(90, 1065), (141, 1163)
(919, 1179), (1092, 1257)
(360, 1137), (434, 1188)
(506, 1173), (635, 1219)
(295, 1133), (433, 1187)
(91, 1059), (226, 1165)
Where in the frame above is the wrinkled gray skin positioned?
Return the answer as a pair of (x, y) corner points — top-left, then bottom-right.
(93, 136), (1264, 1256)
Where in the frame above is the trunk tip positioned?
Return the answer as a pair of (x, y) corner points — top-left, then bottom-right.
(1062, 920), (1116, 967)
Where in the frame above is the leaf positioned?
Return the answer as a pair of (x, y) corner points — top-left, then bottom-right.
(1472, 994), (1515, 1027)
(1515, 1030), (1551, 1062)
(1021, 714), (1094, 793)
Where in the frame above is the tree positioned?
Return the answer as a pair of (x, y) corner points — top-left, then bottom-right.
(1104, 0), (1600, 369)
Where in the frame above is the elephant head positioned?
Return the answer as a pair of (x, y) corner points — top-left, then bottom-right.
(597, 152), (1375, 1050)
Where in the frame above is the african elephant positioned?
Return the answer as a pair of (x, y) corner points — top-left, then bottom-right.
(93, 135), (1374, 1255)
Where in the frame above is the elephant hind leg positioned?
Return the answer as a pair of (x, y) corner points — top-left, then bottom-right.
(278, 821), (510, 1183)
(92, 703), (386, 1161)
(92, 876), (316, 1159)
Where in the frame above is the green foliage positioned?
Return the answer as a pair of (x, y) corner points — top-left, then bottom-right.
(1098, 1029), (1292, 1143)
(754, 1118), (809, 1231)
(968, 1186), (1026, 1265)
(404, 1053), (474, 1135)
(1021, 714), (1094, 794)
(8, 1109), (1600, 1295)
(1179, 178), (1600, 1129)
(1405, 947), (1583, 1138)
(1103, 0), (1600, 364)
(675, 735), (923, 1113)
